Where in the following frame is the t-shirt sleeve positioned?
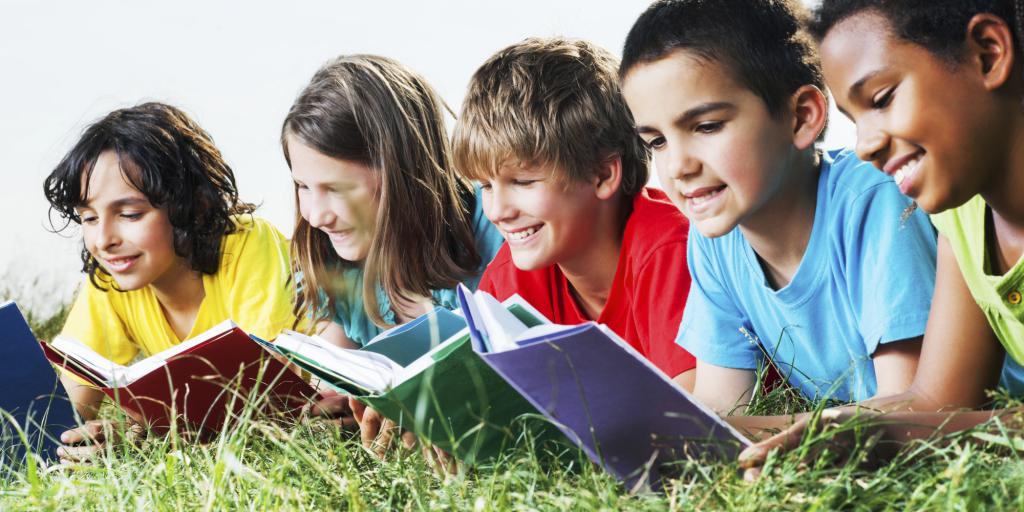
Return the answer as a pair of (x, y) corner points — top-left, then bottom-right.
(634, 240), (696, 376)
(675, 229), (761, 370)
(844, 183), (936, 354)
(60, 279), (138, 365)
(220, 218), (297, 341)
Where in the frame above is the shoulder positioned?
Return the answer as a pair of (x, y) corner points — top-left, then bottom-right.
(931, 195), (985, 240)
(822, 148), (897, 204)
(217, 215), (291, 279)
(225, 215), (288, 246)
(623, 188), (690, 254)
(478, 244), (554, 301)
(221, 215), (288, 257)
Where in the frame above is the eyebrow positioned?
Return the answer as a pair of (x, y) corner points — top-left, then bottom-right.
(77, 197), (150, 210)
(847, 68), (886, 101)
(635, 101), (735, 134)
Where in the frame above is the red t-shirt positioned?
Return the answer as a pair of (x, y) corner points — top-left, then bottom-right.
(478, 187), (695, 377)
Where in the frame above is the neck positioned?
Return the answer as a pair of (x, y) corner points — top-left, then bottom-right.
(739, 151), (820, 289)
(150, 260), (206, 317)
(557, 193), (630, 320)
(981, 118), (1024, 227)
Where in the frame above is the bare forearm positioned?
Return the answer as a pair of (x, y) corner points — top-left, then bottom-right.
(61, 375), (105, 421)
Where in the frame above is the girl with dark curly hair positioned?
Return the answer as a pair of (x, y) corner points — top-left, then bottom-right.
(44, 102), (296, 460)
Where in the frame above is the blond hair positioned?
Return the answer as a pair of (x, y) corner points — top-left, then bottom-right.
(453, 37), (649, 194)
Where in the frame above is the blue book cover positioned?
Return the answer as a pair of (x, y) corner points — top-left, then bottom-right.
(0, 301), (77, 469)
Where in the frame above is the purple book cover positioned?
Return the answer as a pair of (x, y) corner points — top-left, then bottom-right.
(478, 323), (750, 490)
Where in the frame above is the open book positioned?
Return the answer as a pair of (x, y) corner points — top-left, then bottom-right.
(42, 320), (315, 437)
(459, 285), (751, 491)
(261, 302), (559, 464)
(0, 301), (77, 468)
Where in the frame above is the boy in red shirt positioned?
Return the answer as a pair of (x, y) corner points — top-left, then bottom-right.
(452, 37), (696, 387)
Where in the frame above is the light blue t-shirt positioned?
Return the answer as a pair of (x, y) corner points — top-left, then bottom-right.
(677, 149), (937, 402)
(331, 185), (504, 346)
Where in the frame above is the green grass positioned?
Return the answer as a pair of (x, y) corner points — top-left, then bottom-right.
(4, 298), (1024, 511)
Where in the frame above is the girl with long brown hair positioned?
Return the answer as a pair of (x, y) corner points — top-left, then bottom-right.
(282, 55), (503, 454)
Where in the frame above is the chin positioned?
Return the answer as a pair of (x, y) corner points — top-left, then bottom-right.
(109, 276), (147, 292)
(508, 250), (553, 272)
(692, 218), (738, 239)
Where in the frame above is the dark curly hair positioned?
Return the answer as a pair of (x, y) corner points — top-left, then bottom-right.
(620, 0), (824, 117)
(44, 102), (255, 291)
(807, 0), (1020, 63)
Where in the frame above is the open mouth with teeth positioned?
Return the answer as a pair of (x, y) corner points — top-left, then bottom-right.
(684, 185), (727, 210)
(893, 158), (920, 187)
(104, 255), (140, 273)
(505, 224), (543, 242)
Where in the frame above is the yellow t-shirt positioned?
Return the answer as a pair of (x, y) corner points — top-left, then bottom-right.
(61, 216), (295, 365)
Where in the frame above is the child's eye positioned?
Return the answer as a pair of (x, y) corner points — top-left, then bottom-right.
(642, 136), (666, 150)
(511, 179), (536, 187)
(694, 121), (724, 135)
(80, 215), (98, 224)
(121, 212), (143, 220)
(871, 87), (895, 109)
(479, 182), (493, 191)
(294, 181), (309, 190)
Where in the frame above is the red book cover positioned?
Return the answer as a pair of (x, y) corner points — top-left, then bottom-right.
(40, 324), (315, 439)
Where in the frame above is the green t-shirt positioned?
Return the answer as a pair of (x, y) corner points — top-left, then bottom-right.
(931, 196), (1024, 366)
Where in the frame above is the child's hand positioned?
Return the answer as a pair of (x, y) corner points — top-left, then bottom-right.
(306, 389), (357, 430)
(423, 444), (459, 479)
(348, 396), (416, 459)
(57, 419), (145, 463)
(738, 408), (893, 481)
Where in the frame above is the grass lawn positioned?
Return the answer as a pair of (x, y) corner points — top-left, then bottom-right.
(4, 299), (1024, 511)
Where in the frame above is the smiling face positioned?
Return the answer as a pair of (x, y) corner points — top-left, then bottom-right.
(480, 162), (607, 271)
(622, 50), (803, 238)
(819, 11), (1012, 213)
(287, 135), (381, 263)
(77, 150), (185, 292)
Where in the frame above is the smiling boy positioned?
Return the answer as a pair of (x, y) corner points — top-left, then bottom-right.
(619, 0), (938, 413)
(452, 37), (697, 386)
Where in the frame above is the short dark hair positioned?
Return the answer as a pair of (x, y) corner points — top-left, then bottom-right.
(44, 102), (255, 290)
(620, 0), (824, 117)
(808, 0), (1018, 63)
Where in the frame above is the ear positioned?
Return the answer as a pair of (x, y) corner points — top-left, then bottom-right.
(789, 85), (828, 151)
(593, 155), (623, 201)
(966, 13), (1017, 91)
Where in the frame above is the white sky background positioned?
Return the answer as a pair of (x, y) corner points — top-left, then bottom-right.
(0, 0), (851, 313)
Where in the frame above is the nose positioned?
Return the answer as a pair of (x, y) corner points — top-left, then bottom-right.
(93, 218), (121, 252)
(854, 116), (889, 169)
(483, 183), (516, 225)
(303, 191), (336, 229)
(660, 143), (699, 182)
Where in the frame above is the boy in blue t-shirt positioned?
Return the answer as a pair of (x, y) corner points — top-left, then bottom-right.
(619, 0), (937, 418)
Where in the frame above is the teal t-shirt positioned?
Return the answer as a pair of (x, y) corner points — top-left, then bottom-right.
(331, 185), (503, 346)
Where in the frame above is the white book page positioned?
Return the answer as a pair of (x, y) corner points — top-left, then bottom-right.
(275, 331), (402, 393)
(120, 319), (240, 382)
(501, 294), (552, 325)
(50, 336), (124, 385)
(394, 326), (470, 384)
(473, 290), (528, 352)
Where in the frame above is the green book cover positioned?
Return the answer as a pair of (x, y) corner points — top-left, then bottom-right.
(261, 300), (563, 464)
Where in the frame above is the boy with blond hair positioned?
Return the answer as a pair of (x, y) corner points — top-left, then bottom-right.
(453, 36), (696, 386)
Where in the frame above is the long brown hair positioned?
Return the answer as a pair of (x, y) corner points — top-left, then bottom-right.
(283, 55), (481, 328)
